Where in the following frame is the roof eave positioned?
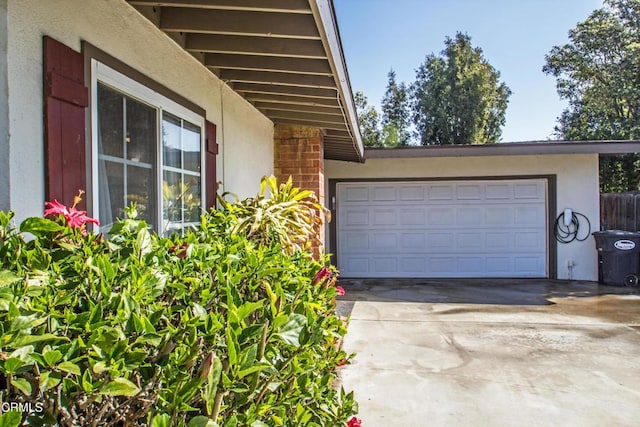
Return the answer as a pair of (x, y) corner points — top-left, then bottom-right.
(365, 140), (640, 159)
(308, 0), (364, 163)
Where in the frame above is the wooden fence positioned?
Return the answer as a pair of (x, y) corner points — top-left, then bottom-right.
(600, 192), (640, 231)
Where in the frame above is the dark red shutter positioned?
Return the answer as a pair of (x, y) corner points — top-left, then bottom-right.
(205, 120), (219, 210)
(43, 36), (89, 209)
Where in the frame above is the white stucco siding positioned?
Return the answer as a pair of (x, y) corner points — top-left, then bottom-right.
(5, 0), (273, 221)
(326, 154), (600, 281)
(0, 0), (9, 211)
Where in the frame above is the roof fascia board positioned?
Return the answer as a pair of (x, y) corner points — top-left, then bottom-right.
(308, 0), (364, 162)
(365, 141), (640, 159)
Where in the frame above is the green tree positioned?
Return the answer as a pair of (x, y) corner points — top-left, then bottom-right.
(543, 0), (640, 192)
(412, 32), (511, 145)
(381, 69), (411, 146)
(354, 90), (382, 147)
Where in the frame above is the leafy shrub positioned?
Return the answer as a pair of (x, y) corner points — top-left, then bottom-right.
(0, 177), (357, 426)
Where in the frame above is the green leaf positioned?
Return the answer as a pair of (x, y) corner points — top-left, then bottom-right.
(277, 313), (307, 347)
(0, 270), (20, 287)
(11, 333), (65, 347)
(250, 422), (269, 427)
(39, 371), (61, 391)
(136, 227), (153, 257)
(236, 300), (264, 323)
(151, 414), (171, 427)
(19, 217), (63, 236)
(81, 369), (93, 393)
(203, 356), (222, 415)
(0, 410), (22, 427)
(187, 416), (218, 427)
(43, 349), (63, 367)
(10, 378), (32, 396)
(101, 377), (140, 397)
(226, 325), (238, 366)
(3, 357), (26, 374)
(57, 361), (81, 376)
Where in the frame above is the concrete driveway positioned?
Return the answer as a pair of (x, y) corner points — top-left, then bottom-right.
(337, 279), (640, 427)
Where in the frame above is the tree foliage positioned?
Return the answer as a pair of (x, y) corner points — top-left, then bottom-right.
(381, 70), (411, 146)
(543, 0), (640, 192)
(354, 91), (381, 147)
(412, 32), (511, 145)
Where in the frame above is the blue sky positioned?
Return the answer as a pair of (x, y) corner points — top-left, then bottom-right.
(334, 0), (604, 142)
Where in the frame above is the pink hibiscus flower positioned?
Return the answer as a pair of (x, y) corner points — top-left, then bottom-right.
(44, 190), (99, 233)
(347, 417), (362, 427)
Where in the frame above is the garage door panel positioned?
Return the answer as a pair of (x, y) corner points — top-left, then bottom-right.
(373, 233), (397, 250)
(458, 208), (483, 226)
(372, 209), (396, 225)
(514, 182), (543, 199)
(400, 209), (426, 225)
(343, 232), (369, 250)
(345, 209), (369, 226)
(457, 184), (483, 200)
(372, 186), (396, 201)
(401, 257), (426, 273)
(486, 232), (510, 249)
(401, 233), (425, 250)
(342, 186), (369, 202)
(429, 185), (455, 200)
(374, 257), (397, 273)
(457, 232), (484, 249)
(428, 207), (455, 225)
(400, 185), (425, 201)
(337, 179), (547, 278)
(486, 183), (511, 199)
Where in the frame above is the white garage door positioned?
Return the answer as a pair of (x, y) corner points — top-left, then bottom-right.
(336, 179), (547, 278)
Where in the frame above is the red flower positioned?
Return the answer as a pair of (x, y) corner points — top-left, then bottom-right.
(170, 243), (189, 259)
(312, 266), (332, 284)
(335, 285), (345, 296)
(44, 191), (99, 234)
(347, 417), (362, 427)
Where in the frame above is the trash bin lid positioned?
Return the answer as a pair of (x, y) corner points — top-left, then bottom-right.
(592, 230), (640, 237)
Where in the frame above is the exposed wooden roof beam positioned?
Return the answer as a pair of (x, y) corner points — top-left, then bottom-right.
(325, 130), (353, 140)
(128, 0), (312, 14)
(253, 101), (342, 115)
(264, 110), (345, 125)
(272, 118), (348, 131)
(244, 93), (338, 107)
(160, 8), (320, 39)
(185, 34), (326, 59)
(233, 83), (336, 99)
(220, 70), (336, 89)
(205, 54), (332, 75)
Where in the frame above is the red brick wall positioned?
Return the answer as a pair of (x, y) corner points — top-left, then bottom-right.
(274, 124), (325, 254)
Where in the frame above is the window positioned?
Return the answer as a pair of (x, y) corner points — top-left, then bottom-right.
(92, 61), (204, 235)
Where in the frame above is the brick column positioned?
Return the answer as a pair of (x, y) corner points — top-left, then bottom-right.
(274, 124), (325, 254)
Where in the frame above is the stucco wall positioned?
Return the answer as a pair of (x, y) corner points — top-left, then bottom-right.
(326, 154), (601, 281)
(0, 0), (9, 211)
(5, 0), (273, 221)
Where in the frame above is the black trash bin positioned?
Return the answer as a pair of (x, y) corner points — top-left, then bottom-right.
(592, 230), (640, 286)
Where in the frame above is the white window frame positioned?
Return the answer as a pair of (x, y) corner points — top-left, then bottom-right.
(91, 60), (206, 234)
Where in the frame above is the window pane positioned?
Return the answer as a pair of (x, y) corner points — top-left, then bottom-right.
(126, 97), (156, 164)
(162, 113), (181, 168)
(184, 174), (202, 222)
(183, 121), (201, 173)
(127, 165), (155, 226)
(163, 170), (182, 223)
(99, 160), (124, 226)
(97, 84), (123, 158)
